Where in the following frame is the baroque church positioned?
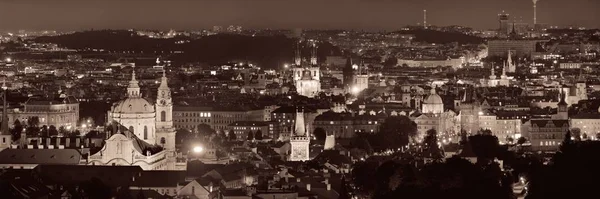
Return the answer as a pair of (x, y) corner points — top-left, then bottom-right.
(89, 65), (177, 170)
(412, 86), (461, 141)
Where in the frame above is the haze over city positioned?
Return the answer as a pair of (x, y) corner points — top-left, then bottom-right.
(0, 0), (599, 31)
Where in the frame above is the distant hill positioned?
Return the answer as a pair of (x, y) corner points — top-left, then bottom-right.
(33, 30), (341, 69)
(397, 29), (484, 44)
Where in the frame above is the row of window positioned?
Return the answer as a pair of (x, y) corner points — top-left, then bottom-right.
(174, 119), (210, 123)
(174, 112), (211, 117)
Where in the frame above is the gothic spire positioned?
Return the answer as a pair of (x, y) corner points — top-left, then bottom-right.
(294, 40), (301, 66)
(310, 41), (317, 65)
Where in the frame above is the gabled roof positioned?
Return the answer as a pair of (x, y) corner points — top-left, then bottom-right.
(530, 119), (569, 128)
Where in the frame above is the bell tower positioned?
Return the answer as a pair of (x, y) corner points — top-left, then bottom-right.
(155, 66), (176, 169)
(289, 107), (310, 161)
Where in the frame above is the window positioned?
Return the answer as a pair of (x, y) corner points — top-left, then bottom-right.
(192, 186), (195, 194)
(161, 137), (166, 145)
(161, 111), (166, 122)
(144, 126), (148, 139)
(129, 126), (134, 133)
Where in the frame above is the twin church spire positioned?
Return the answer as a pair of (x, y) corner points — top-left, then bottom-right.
(294, 39), (318, 66)
(125, 58), (171, 102)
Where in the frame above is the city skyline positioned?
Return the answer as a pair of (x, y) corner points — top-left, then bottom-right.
(0, 0), (599, 31)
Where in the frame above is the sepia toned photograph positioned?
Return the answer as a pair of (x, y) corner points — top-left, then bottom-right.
(0, 0), (599, 198)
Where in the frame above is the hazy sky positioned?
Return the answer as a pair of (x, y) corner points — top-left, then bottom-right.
(0, 0), (598, 31)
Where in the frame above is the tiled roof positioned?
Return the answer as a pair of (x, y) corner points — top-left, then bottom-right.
(131, 170), (186, 187)
(0, 149), (82, 165)
(33, 165), (143, 187)
(530, 119), (569, 128)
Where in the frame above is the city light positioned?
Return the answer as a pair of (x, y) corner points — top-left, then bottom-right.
(5, 57), (12, 62)
(351, 86), (360, 95)
(192, 146), (204, 153)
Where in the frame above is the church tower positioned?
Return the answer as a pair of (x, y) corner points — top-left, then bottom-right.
(310, 41), (317, 65)
(289, 107), (310, 161)
(155, 68), (176, 169)
(0, 80), (11, 150)
(507, 50), (516, 73)
(294, 40), (302, 66)
(555, 90), (569, 120)
(342, 57), (354, 89)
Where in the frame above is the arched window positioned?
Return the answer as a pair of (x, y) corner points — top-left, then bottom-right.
(144, 126), (148, 140)
(160, 137), (166, 145)
(128, 126), (134, 133)
(161, 111), (166, 122)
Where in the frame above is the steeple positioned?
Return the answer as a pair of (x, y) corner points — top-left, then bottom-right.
(430, 86), (437, 95)
(501, 63), (507, 79)
(489, 66), (496, 79)
(294, 40), (301, 66)
(294, 107), (306, 136)
(310, 41), (317, 65)
(1, 79), (9, 136)
(127, 67), (141, 98)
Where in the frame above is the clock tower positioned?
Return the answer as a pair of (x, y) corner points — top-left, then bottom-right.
(289, 107), (310, 161)
(155, 69), (176, 169)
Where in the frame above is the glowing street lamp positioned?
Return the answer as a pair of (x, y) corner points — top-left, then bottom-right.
(351, 86), (360, 95)
(192, 146), (204, 153)
(5, 58), (12, 63)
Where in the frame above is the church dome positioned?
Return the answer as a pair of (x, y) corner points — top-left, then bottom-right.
(112, 98), (155, 114)
(424, 88), (443, 105)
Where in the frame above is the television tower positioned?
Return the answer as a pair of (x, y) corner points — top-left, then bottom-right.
(423, 9), (427, 29)
(532, 0), (538, 25)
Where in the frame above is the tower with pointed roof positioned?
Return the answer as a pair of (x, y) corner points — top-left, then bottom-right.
(555, 90), (569, 120)
(292, 40), (321, 98)
(342, 57), (354, 89)
(310, 41), (317, 65)
(507, 50), (516, 73)
(0, 80), (11, 150)
(289, 107), (310, 161)
(155, 68), (176, 169)
(294, 40), (302, 66)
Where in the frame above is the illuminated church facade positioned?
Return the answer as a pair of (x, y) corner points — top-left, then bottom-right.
(90, 63), (177, 170)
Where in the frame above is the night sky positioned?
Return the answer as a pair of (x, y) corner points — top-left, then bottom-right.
(0, 0), (598, 31)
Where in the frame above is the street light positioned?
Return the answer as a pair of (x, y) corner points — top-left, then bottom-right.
(5, 58), (11, 63)
(192, 146), (204, 153)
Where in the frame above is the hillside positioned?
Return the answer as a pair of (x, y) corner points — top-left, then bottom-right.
(397, 29), (484, 44)
(33, 30), (342, 69)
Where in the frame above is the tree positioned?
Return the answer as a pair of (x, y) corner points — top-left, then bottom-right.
(479, 128), (493, 136)
(255, 130), (263, 140)
(26, 116), (40, 127)
(377, 116), (417, 151)
(11, 119), (23, 141)
(41, 125), (49, 137)
(176, 128), (192, 145)
(48, 125), (58, 136)
(196, 123), (216, 138)
(246, 131), (254, 141)
(58, 126), (68, 136)
(517, 137), (527, 145)
(560, 130), (574, 152)
(313, 127), (326, 141)
(422, 129), (444, 160)
(469, 134), (500, 164)
(570, 128), (581, 141)
(228, 130), (237, 141)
